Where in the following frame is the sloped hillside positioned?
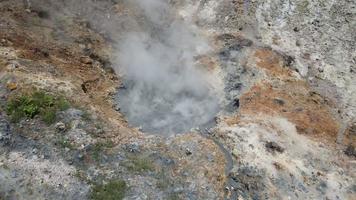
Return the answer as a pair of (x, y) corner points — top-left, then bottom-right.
(0, 0), (355, 200)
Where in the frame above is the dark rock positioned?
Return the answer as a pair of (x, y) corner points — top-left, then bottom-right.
(114, 105), (120, 111)
(230, 165), (266, 199)
(218, 37), (253, 60)
(273, 98), (285, 106)
(265, 141), (284, 153)
(81, 83), (88, 93)
(185, 148), (192, 156)
(0, 116), (11, 146)
(344, 145), (356, 158)
(282, 54), (295, 67)
(125, 142), (140, 153)
(349, 123), (356, 135)
(316, 181), (327, 194)
(33, 9), (50, 19)
(216, 34), (236, 42)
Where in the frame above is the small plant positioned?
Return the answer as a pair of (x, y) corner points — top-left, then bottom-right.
(57, 97), (70, 111)
(58, 137), (73, 149)
(41, 107), (57, 124)
(90, 180), (127, 200)
(6, 91), (70, 124)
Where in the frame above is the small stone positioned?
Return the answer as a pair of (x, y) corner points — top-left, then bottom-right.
(114, 105), (120, 111)
(6, 82), (17, 91)
(273, 98), (285, 106)
(55, 122), (66, 132)
(296, 40), (301, 46)
(265, 141), (284, 153)
(344, 145), (355, 158)
(11, 171), (17, 178)
(295, 107), (303, 112)
(125, 142), (140, 153)
(79, 44), (86, 49)
(234, 99), (240, 108)
(232, 148), (239, 157)
(185, 148), (192, 156)
(207, 154), (214, 162)
(77, 153), (84, 160)
(32, 148), (38, 154)
(137, 126), (143, 131)
(80, 56), (93, 64)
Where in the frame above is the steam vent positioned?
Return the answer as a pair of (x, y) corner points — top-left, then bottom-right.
(0, 0), (355, 199)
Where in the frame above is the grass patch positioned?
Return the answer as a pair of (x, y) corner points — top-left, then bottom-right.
(91, 141), (114, 162)
(123, 155), (155, 173)
(6, 91), (70, 124)
(90, 180), (127, 200)
(57, 96), (70, 110)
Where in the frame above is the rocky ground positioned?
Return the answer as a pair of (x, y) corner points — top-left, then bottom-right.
(0, 0), (355, 200)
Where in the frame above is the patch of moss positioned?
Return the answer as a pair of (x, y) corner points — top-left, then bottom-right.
(6, 91), (70, 124)
(90, 180), (127, 200)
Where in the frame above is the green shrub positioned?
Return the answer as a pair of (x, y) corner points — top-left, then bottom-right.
(41, 107), (57, 124)
(6, 91), (70, 124)
(90, 180), (127, 200)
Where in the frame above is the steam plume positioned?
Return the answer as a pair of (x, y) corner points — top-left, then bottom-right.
(116, 0), (221, 134)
